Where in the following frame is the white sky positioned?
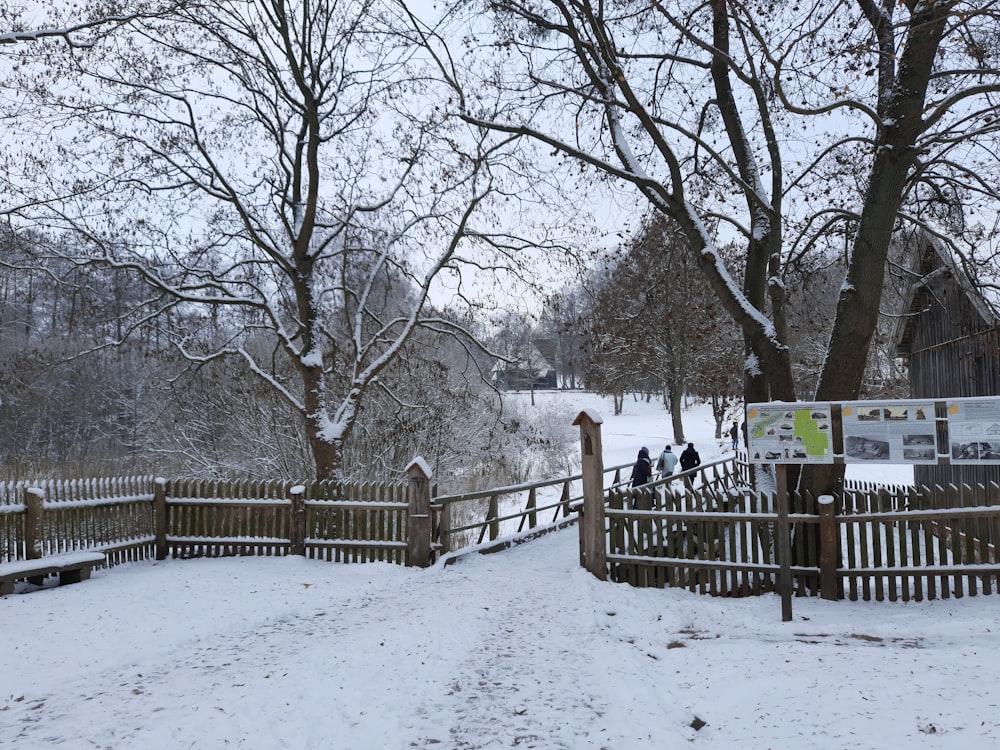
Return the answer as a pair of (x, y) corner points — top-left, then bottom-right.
(2, 394), (993, 749)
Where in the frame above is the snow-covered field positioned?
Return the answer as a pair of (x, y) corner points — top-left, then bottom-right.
(2, 393), (996, 749)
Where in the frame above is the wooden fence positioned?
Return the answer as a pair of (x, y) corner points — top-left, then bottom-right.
(7, 443), (997, 604)
(0, 459), (636, 578)
(603, 475), (1000, 602)
(162, 478), (412, 563)
(0, 475), (418, 571)
(0, 476), (157, 568)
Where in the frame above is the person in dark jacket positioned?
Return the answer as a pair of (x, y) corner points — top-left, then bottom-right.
(679, 443), (701, 489)
(729, 421), (739, 451)
(630, 447), (654, 488)
(629, 446), (654, 509)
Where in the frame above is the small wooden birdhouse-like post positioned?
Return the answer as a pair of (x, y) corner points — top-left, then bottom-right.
(406, 457), (433, 568)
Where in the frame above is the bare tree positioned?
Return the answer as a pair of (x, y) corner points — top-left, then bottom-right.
(417, 0), (1000, 494)
(535, 287), (586, 389)
(576, 213), (742, 441)
(7, 0), (552, 480)
(0, 1), (186, 46)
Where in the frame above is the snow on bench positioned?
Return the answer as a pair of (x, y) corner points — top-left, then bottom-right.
(0, 551), (106, 596)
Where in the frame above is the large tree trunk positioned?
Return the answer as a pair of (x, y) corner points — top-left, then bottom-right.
(310, 431), (343, 483)
(802, 2), (952, 498)
(300, 356), (352, 481)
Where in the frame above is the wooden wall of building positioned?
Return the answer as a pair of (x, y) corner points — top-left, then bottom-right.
(895, 236), (1000, 490)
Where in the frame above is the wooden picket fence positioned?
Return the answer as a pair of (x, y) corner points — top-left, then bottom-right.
(0, 463), (633, 574)
(605, 475), (1000, 601)
(163, 478), (411, 563)
(0, 476), (415, 570)
(0, 476), (157, 568)
(5, 458), (998, 604)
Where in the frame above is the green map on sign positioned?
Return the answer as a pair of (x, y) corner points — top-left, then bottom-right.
(794, 409), (830, 457)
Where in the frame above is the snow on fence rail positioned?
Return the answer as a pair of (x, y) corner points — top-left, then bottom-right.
(602, 478), (1000, 602)
(430, 461), (633, 554)
(0, 461), (637, 575)
(0, 477), (416, 569)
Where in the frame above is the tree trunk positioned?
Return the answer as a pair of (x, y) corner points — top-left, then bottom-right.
(802, 2), (951, 498)
(310, 432), (343, 483)
(669, 388), (684, 444)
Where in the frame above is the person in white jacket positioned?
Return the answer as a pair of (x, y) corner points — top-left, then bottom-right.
(655, 445), (679, 479)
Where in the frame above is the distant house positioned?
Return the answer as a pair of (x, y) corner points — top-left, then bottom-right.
(492, 365), (557, 391)
(892, 232), (1000, 488)
(491, 342), (558, 391)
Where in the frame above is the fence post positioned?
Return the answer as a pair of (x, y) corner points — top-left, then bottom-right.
(154, 478), (168, 561)
(24, 486), (45, 560)
(818, 494), (838, 600)
(488, 494), (500, 541)
(436, 491), (451, 556)
(289, 485), (306, 556)
(573, 410), (606, 581)
(406, 458), (432, 568)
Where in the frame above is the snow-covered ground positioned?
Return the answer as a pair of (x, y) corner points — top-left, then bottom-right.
(2, 394), (995, 749)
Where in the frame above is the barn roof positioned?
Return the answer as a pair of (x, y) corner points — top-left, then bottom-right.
(892, 232), (997, 358)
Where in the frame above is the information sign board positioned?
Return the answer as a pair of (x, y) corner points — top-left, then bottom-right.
(746, 403), (832, 464)
(841, 401), (937, 464)
(946, 400), (1000, 464)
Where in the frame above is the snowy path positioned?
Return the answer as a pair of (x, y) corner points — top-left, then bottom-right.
(2, 526), (999, 749)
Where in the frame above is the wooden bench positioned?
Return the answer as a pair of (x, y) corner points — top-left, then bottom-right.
(0, 551), (106, 596)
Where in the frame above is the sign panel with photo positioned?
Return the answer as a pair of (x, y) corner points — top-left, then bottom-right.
(841, 401), (937, 464)
(947, 399), (1000, 465)
(746, 403), (833, 464)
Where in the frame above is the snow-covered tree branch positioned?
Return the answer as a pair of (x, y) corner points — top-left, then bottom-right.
(6, 0), (563, 480)
(413, 0), (1000, 495)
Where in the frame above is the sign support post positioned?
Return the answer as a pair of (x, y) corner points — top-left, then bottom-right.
(774, 464), (793, 622)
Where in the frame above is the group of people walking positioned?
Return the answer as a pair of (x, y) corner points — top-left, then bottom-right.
(629, 419), (742, 492)
(629, 442), (701, 489)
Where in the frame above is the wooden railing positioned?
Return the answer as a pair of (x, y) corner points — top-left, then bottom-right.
(0, 454), (749, 576)
(430, 461), (633, 555)
(0, 463), (639, 573)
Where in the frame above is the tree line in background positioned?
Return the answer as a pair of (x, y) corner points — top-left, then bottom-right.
(1, 0), (996, 496)
(0, 222), (597, 488)
(0, 212), (909, 484)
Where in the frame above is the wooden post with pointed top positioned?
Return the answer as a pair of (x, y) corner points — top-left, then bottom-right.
(406, 458), (432, 568)
(574, 410), (606, 581)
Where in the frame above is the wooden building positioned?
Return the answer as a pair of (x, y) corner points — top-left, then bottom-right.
(893, 232), (1000, 489)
